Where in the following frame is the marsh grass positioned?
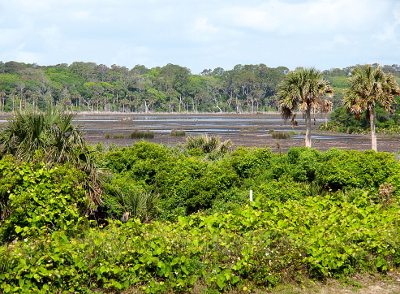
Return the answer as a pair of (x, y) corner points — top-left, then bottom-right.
(113, 133), (126, 139)
(104, 130), (155, 139)
(129, 130), (154, 139)
(170, 129), (186, 137)
(272, 132), (291, 139)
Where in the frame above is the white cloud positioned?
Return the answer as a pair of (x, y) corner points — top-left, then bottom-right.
(222, 0), (384, 34)
(373, 2), (400, 42)
(0, 0), (399, 72)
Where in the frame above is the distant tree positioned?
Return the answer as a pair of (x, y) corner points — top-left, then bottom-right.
(276, 66), (290, 74)
(200, 69), (212, 76)
(278, 67), (334, 147)
(212, 67), (225, 76)
(343, 64), (400, 151)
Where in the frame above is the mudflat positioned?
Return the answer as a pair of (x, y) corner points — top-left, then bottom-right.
(75, 112), (400, 153)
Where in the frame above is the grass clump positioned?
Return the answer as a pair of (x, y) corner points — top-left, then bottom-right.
(113, 133), (126, 139)
(129, 130), (154, 139)
(272, 132), (291, 139)
(170, 129), (186, 137)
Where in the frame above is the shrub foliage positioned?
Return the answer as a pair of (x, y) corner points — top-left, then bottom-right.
(1, 142), (400, 292)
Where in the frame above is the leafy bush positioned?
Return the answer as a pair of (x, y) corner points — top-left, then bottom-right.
(316, 149), (398, 192)
(154, 156), (239, 218)
(227, 147), (273, 178)
(286, 147), (321, 182)
(0, 156), (88, 243)
(1, 194), (399, 293)
(257, 175), (308, 202)
(104, 141), (171, 174)
(2, 143), (400, 292)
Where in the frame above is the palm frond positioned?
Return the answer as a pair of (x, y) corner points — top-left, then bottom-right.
(277, 67), (334, 117)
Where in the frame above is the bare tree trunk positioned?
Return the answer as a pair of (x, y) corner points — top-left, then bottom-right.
(370, 107), (377, 151)
(305, 108), (312, 148)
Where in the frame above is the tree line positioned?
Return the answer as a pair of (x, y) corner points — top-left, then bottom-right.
(1, 60), (399, 113)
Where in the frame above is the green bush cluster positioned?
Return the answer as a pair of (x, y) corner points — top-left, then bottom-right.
(0, 194), (399, 293)
(101, 142), (400, 221)
(0, 156), (88, 243)
(1, 141), (400, 292)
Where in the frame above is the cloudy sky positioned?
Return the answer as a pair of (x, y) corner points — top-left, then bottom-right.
(1, 0), (399, 74)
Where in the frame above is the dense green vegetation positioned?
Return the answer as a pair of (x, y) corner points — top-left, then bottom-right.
(1, 61), (399, 113)
(320, 101), (400, 134)
(1, 137), (400, 292)
(321, 65), (400, 139)
(1, 62), (400, 292)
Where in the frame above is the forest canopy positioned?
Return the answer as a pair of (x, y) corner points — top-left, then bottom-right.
(1, 61), (399, 113)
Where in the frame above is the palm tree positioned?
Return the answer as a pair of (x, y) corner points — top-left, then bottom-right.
(185, 134), (233, 155)
(277, 67), (334, 147)
(0, 107), (103, 207)
(343, 64), (400, 151)
(0, 107), (84, 161)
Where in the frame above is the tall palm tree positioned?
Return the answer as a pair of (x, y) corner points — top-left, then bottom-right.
(343, 64), (400, 151)
(277, 67), (334, 147)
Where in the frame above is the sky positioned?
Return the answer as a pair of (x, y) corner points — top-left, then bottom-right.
(0, 0), (399, 74)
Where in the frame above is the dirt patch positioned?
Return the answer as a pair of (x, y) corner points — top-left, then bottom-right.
(267, 272), (400, 294)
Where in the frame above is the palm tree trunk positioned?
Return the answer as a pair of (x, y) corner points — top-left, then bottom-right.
(370, 107), (377, 151)
(305, 107), (312, 148)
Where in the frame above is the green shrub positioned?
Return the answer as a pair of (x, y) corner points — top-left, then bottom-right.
(316, 149), (398, 192)
(0, 156), (88, 243)
(154, 156), (239, 218)
(257, 175), (308, 202)
(104, 141), (171, 173)
(228, 147), (273, 178)
(286, 147), (322, 182)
